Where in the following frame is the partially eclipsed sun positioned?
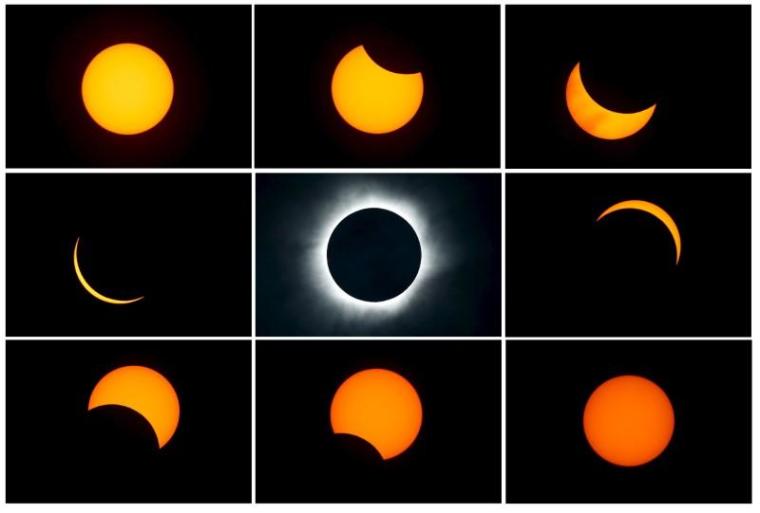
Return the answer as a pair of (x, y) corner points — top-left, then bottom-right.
(597, 199), (682, 264)
(566, 62), (655, 140)
(330, 368), (423, 460)
(89, 365), (180, 448)
(73, 237), (144, 305)
(331, 45), (423, 134)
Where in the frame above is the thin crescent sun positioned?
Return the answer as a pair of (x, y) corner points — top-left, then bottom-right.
(566, 62), (656, 140)
(597, 200), (681, 264)
(74, 237), (144, 305)
(331, 45), (424, 135)
(88, 365), (180, 448)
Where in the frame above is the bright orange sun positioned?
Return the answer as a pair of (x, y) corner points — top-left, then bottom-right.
(330, 368), (422, 460)
(583, 375), (675, 467)
(88, 365), (180, 448)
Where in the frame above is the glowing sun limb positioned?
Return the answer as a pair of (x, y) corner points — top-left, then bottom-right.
(74, 237), (144, 305)
(597, 200), (681, 264)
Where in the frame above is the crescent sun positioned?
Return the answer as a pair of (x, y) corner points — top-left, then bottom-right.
(597, 200), (681, 264)
(566, 62), (656, 140)
(74, 237), (144, 305)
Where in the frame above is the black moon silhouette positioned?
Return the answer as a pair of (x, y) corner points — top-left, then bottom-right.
(327, 208), (422, 302)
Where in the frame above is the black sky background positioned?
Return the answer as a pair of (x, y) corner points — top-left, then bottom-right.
(6, 339), (252, 503)
(256, 173), (502, 336)
(6, 5), (251, 168)
(256, 339), (501, 503)
(255, 5), (500, 168)
(505, 5), (750, 168)
(6, 174), (251, 336)
(506, 174), (750, 337)
(506, 340), (751, 503)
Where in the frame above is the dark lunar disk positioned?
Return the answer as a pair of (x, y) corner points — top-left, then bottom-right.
(327, 208), (422, 302)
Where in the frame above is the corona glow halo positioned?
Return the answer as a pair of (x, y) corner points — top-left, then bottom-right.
(310, 190), (440, 316)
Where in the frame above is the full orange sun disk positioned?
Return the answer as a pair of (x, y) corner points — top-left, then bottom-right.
(583, 375), (674, 467)
(330, 368), (422, 460)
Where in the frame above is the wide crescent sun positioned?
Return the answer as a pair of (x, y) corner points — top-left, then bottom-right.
(74, 237), (144, 305)
(597, 200), (682, 264)
(88, 365), (180, 448)
(566, 62), (655, 140)
(331, 45), (424, 135)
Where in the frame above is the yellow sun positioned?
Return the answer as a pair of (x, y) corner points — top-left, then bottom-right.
(331, 45), (423, 135)
(82, 43), (174, 135)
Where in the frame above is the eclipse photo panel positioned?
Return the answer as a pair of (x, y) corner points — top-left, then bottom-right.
(505, 5), (750, 168)
(6, 339), (252, 503)
(256, 339), (501, 503)
(506, 340), (751, 503)
(6, 173), (252, 337)
(6, 5), (251, 168)
(255, 5), (500, 168)
(256, 173), (502, 337)
(505, 173), (750, 337)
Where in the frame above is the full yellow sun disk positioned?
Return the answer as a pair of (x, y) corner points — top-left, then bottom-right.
(82, 43), (174, 135)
